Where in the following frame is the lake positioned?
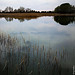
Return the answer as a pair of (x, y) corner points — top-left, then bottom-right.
(0, 16), (75, 75)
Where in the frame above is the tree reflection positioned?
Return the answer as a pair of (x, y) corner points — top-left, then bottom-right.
(0, 16), (75, 25)
(18, 18), (25, 22)
(5, 17), (13, 22)
(54, 16), (75, 25)
(0, 16), (39, 22)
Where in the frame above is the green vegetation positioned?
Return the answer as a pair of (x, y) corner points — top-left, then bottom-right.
(54, 3), (75, 13)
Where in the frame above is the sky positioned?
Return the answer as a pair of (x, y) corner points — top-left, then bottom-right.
(0, 0), (75, 11)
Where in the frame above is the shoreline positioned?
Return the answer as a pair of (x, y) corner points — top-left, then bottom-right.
(0, 13), (75, 17)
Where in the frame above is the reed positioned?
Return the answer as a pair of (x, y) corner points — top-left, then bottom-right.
(0, 32), (69, 75)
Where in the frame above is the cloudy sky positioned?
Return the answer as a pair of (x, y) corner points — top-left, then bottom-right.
(0, 0), (75, 11)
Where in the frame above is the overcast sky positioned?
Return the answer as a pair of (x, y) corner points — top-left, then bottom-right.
(0, 0), (75, 11)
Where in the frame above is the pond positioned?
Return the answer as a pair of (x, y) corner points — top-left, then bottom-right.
(0, 16), (75, 75)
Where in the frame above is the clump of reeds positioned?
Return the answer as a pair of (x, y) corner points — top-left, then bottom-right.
(0, 32), (70, 75)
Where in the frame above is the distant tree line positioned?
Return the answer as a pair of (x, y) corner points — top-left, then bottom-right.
(0, 7), (52, 13)
(0, 3), (75, 13)
(54, 3), (75, 13)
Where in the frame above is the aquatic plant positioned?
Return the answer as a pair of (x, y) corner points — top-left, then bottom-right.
(0, 32), (73, 75)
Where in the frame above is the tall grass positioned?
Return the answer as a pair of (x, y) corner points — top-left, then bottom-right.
(0, 32), (73, 75)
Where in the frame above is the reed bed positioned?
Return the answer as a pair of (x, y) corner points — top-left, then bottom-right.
(0, 32), (73, 75)
(0, 13), (75, 17)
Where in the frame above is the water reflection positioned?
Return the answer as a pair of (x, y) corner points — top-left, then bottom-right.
(5, 17), (13, 22)
(54, 16), (75, 25)
(0, 33), (74, 75)
(0, 16), (39, 22)
(0, 16), (75, 75)
(0, 16), (75, 25)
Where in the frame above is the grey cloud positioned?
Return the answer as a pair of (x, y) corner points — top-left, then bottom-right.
(0, 0), (75, 10)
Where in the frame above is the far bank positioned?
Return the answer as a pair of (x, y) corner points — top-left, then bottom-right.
(0, 13), (75, 17)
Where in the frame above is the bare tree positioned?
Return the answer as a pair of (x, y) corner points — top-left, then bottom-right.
(9, 7), (13, 12)
(4, 7), (13, 12)
(18, 7), (25, 12)
(0, 9), (2, 12)
(26, 8), (31, 12)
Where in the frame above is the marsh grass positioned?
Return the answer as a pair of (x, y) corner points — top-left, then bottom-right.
(0, 32), (73, 75)
(0, 13), (75, 17)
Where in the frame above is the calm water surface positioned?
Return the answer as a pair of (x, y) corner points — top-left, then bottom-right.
(0, 16), (75, 75)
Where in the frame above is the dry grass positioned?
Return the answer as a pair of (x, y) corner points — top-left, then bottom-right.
(0, 13), (75, 18)
(0, 32), (73, 75)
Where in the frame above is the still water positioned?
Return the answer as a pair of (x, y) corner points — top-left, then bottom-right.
(0, 16), (75, 75)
